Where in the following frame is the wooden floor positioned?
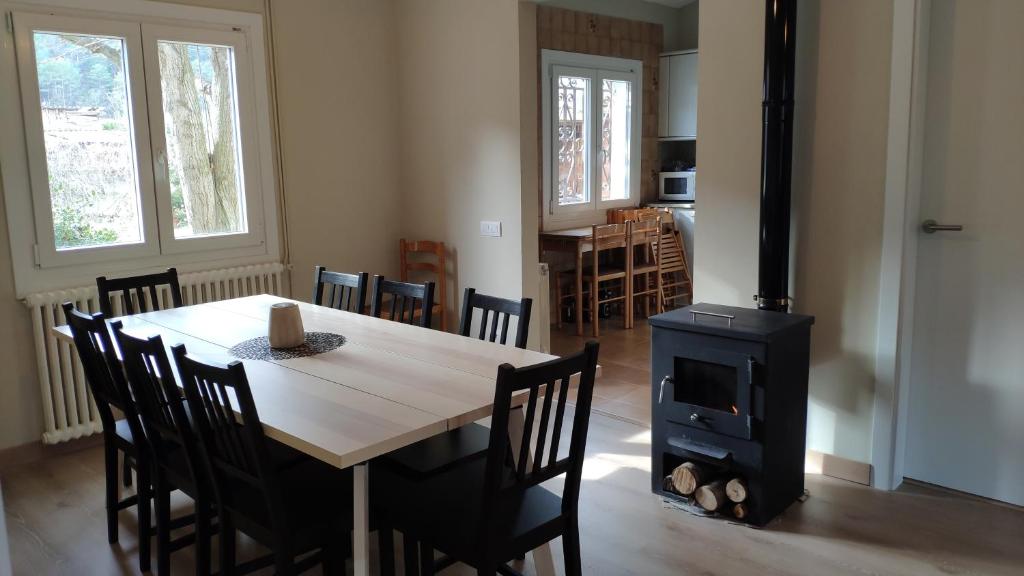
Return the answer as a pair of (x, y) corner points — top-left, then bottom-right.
(3, 319), (1022, 575)
(550, 316), (653, 427)
(3, 408), (1023, 575)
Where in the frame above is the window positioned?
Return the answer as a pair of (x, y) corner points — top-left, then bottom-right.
(1, 2), (277, 295)
(542, 51), (641, 228)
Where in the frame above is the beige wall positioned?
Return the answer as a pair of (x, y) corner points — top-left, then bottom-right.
(520, 1), (543, 349)
(394, 0), (525, 327)
(696, 0), (893, 465)
(270, 0), (402, 301)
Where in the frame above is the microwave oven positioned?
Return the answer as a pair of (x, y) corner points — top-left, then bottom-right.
(659, 171), (696, 202)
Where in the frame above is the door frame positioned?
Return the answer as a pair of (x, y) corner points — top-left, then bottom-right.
(870, 0), (932, 491)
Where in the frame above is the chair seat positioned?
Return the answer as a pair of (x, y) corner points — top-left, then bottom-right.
(224, 449), (353, 551)
(373, 457), (564, 564)
(377, 422), (491, 479)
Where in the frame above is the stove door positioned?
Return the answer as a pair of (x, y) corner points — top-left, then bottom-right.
(656, 345), (758, 440)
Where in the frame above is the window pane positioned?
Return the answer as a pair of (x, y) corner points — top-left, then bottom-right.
(557, 75), (589, 206)
(157, 41), (246, 239)
(601, 78), (632, 202)
(33, 32), (143, 250)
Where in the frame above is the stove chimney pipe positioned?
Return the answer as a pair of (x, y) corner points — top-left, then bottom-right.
(757, 0), (797, 313)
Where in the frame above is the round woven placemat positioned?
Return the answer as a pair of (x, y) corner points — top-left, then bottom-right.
(228, 331), (346, 361)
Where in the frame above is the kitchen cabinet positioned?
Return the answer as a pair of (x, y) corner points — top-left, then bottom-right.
(658, 51), (698, 140)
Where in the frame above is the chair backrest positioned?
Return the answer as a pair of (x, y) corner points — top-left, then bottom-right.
(172, 344), (286, 523)
(629, 215), (662, 264)
(481, 341), (599, 525)
(606, 207), (662, 225)
(112, 324), (203, 483)
(311, 266), (368, 313)
(62, 303), (140, 436)
(369, 275), (435, 328)
(97, 268), (183, 317)
(458, 287), (533, 349)
(400, 239), (447, 329)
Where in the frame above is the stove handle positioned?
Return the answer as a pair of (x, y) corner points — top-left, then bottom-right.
(659, 375), (673, 404)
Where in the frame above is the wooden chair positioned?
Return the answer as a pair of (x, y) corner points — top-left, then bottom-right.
(627, 215), (663, 328)
(172, 345), (351, 576)
(97, 267), (183, 317)
(655, 222), (693, 309)
(400, 239), (447, 330)
(311, 266), (368, 313)
(111, 325), (213, 576)
(370, 275), (435, 328)
(555, 223), (630, 337)
(459, 287), (533, 350)
(606, 206), (661, 225)
(376, 288), (535, 485)
(62, 303), (152, 574)
(374, 341), (600, 576)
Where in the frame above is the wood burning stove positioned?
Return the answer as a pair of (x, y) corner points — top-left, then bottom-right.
(650, 304), (813, 525)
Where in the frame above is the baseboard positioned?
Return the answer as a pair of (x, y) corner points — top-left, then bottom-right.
(0, 436), (103, 476)
(805, 449), (872, 486)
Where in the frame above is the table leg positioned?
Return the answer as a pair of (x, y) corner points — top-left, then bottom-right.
(353, 463), (370, 576)
(508, 407), (557, 576)
(575, 244), (584, 337)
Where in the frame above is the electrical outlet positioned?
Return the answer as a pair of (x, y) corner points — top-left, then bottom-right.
(480, 221), (502, 237)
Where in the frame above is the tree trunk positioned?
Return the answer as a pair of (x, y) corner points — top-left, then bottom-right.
(159, 43), (238, 235)
(210, 47), (241, 230)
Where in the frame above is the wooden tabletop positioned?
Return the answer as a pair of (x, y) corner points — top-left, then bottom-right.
(539, 226), (595, 240)
(52, 294), (564, 469)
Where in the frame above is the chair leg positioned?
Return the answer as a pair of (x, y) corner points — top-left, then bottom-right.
(154, 475), (172, 576)
(137, 465), (152, 574)
(403, 533), (419, 576)
(554, 273), (563, 328)
(219, 512), (236, 576)
(122, 454), (133, 488)
(195, 501), (213, 576)
(379, 525), (395, 576)
(104, 441), (119, 544)
(419, 540), (434, 576)
(591, 280), (599, 338)
(563, 517), (582, 576)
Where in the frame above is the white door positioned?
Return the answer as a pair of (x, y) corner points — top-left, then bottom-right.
(905, 0), (1024, 505)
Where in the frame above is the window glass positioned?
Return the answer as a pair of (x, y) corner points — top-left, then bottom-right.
(157, 40), (246, 238)
(33, 31), (143, 250)
(600, 78), (632, 202)
(556, 74), (590, 206)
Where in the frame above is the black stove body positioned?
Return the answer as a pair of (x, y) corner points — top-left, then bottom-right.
(650, 304), (814, 526)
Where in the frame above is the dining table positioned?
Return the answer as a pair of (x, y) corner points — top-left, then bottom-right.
(53, 293), (571, 576)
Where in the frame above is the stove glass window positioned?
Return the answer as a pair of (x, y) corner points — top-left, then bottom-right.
(673, 356), (738, 414)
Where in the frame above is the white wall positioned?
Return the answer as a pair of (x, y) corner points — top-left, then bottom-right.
(696, 0), (894, 466)
(394, 0), (525, 327)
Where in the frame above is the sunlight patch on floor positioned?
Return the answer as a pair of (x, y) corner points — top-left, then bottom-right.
(581, 452), (652, 481)
(623, 430), (651, 444)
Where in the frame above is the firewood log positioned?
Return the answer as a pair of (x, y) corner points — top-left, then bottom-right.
(732, 502), (749, 520)
(695, 480), (728, 511)
(670, 462), (708, 496)
(726, 478), (748, 503)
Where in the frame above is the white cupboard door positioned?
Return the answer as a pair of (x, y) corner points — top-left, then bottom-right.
(905, 0), (1024, 506)
(668, 53), (698, 139)
(658, 56), (670, 138)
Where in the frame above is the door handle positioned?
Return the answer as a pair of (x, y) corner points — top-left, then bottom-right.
(921, 219), (963, 234)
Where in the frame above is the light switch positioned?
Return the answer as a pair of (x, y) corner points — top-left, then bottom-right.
(480, 221), (502, 237)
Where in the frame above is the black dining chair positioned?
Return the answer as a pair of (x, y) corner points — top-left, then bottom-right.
(374, 341), (600, 576)
(459, 288), (533, 350)
(378, 288), (535, 481)
(62, 303), (152, 573)
(312, 266), (369, 313)
(97, 267), (183, 317)
(369, 275), (435, 328)
(111, 324), (214, 576)
(172, 344), (353, 576)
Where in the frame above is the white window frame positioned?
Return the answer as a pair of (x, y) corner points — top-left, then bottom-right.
(541, 49), (642, 231)
(0, 0), (280, 297)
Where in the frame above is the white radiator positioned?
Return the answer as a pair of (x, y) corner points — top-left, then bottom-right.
(23, 262), (287, 444)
